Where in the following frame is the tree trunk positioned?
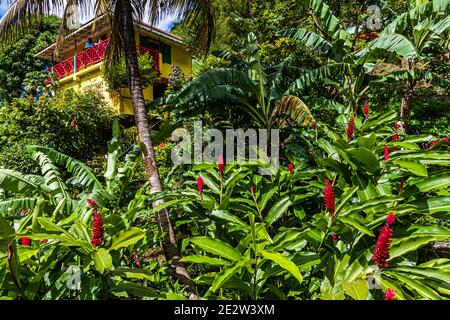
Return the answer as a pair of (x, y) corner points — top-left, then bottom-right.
(399, 82), (413, 132)
(120, 0), (197, 299)
(398, 60), (416, 133)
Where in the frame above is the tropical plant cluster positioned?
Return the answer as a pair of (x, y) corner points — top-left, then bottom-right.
(0, 0), (449, 301)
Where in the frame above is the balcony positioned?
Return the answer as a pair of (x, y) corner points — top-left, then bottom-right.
(48, 38), (160, 80)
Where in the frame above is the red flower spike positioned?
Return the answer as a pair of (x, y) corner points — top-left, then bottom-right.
(197, 176), (204, 200)
(330, 234), (339, 242)
(40, 239), (48, 244)
(86, 198), (97, 209)
(217, 155), (225, 178)
(386, 212), (396, 226)
(363, 103), (369, 120)
(372, 213), (395, 268)
(20, 237), (31, 246)
(384, 288), (396, 300)
(347, 117), (355, 142)
(91, 211), (104, 246)
(159, 143), (165, 148)
(384, 144), (389, 162)
(250, 184), (255, 195)
(288, 162), (294, 175)
(393, 121), (400, 129)
(324, 179), (335, 218)
(392, 131), (399, 141)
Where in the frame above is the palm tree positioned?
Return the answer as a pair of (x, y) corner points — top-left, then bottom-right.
(0, 0), (215, 298)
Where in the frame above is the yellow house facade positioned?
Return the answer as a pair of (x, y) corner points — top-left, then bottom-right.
(35, 17), (192, 115)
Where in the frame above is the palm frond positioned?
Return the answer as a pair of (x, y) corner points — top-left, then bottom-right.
(0, 169), (43, 195)
(26, 145), (103, 192)
(0, 198), (38, 213)
(276, 27), (332, 54)
(272, 95), (317, 129)
(143, 0), (215, 53)
(31, 151), (70, 202)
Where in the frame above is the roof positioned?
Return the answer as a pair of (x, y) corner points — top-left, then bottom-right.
(35, 15), (183, 61)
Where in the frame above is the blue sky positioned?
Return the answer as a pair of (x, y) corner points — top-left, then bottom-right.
(0, 2), (176, 31)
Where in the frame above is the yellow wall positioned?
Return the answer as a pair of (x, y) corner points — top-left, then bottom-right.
(159, 43), (192, 78)
(55, 30), (192, 115)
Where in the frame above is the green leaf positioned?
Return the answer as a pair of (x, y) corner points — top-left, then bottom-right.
(191, 237), (242, 261)
(390, 225), (450, 259)
(338, 217), (374, 236)
(258, 186), (279, 212)
(210, 260), (246, 292)
(391, 160), (428, 177)
(261, 250), (303, 283)
(210, 210), (249, 229)
(404, 173), (450, 195)
(393, 266), (450, 283)
(92, 248), (113, 274)
(335, 186), (358, 214)
(342, 278), (369, 300)
(387, 272), (442, 300)
(347, 147), (380, 173)
(265, 196), (293, 225)
(180, 255), (230, 266)
(109, 228), (145, 251)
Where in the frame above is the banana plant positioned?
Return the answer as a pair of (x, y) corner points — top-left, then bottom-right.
(357, 0), (450, 130)
(275, 0), (369, 113)
(150, 32), (317, 133)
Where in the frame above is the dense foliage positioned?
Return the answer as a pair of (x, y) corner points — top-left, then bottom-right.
(0, 90), (114, 174)
(0, 0), (449, 301)
(0, 16), (60, 102)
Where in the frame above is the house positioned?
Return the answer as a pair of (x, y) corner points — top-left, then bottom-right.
(35, 16), (192, 114)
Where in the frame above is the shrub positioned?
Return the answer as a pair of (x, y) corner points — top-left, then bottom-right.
(103, 53), (160, 92)
(0, 90), (114, 173)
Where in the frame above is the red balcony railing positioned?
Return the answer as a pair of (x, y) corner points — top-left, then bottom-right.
(48, 38), (160, 80)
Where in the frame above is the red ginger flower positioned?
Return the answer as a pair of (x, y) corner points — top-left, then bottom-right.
(428, 136), (450, 149)
(288, 162), (294, 175)
(372, 212), (395, 268)
(392, 131), (399, 141)
(250, 184), (255, 195)
(91, 211), (104, 246)
(217, 155), (225, 178)
(363, 103), (369, 120)
(324, 179), (335, 218)
(87, 198), (97, 209)
(20, 237), (31, 246)
(330, 234), (339, 242)
(384, 288), (396, 300)
(347, 117), (355, 142)
(384, 144), (389, 162)
(197, 176), (204, 200)
(40, 239), (48, 244)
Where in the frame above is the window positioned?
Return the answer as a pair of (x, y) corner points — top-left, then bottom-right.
(139, 35), (159, 50)
(162, 44), (172, 64)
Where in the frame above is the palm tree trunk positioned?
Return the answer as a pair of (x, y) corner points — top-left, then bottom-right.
(120, 0), (197, 299)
